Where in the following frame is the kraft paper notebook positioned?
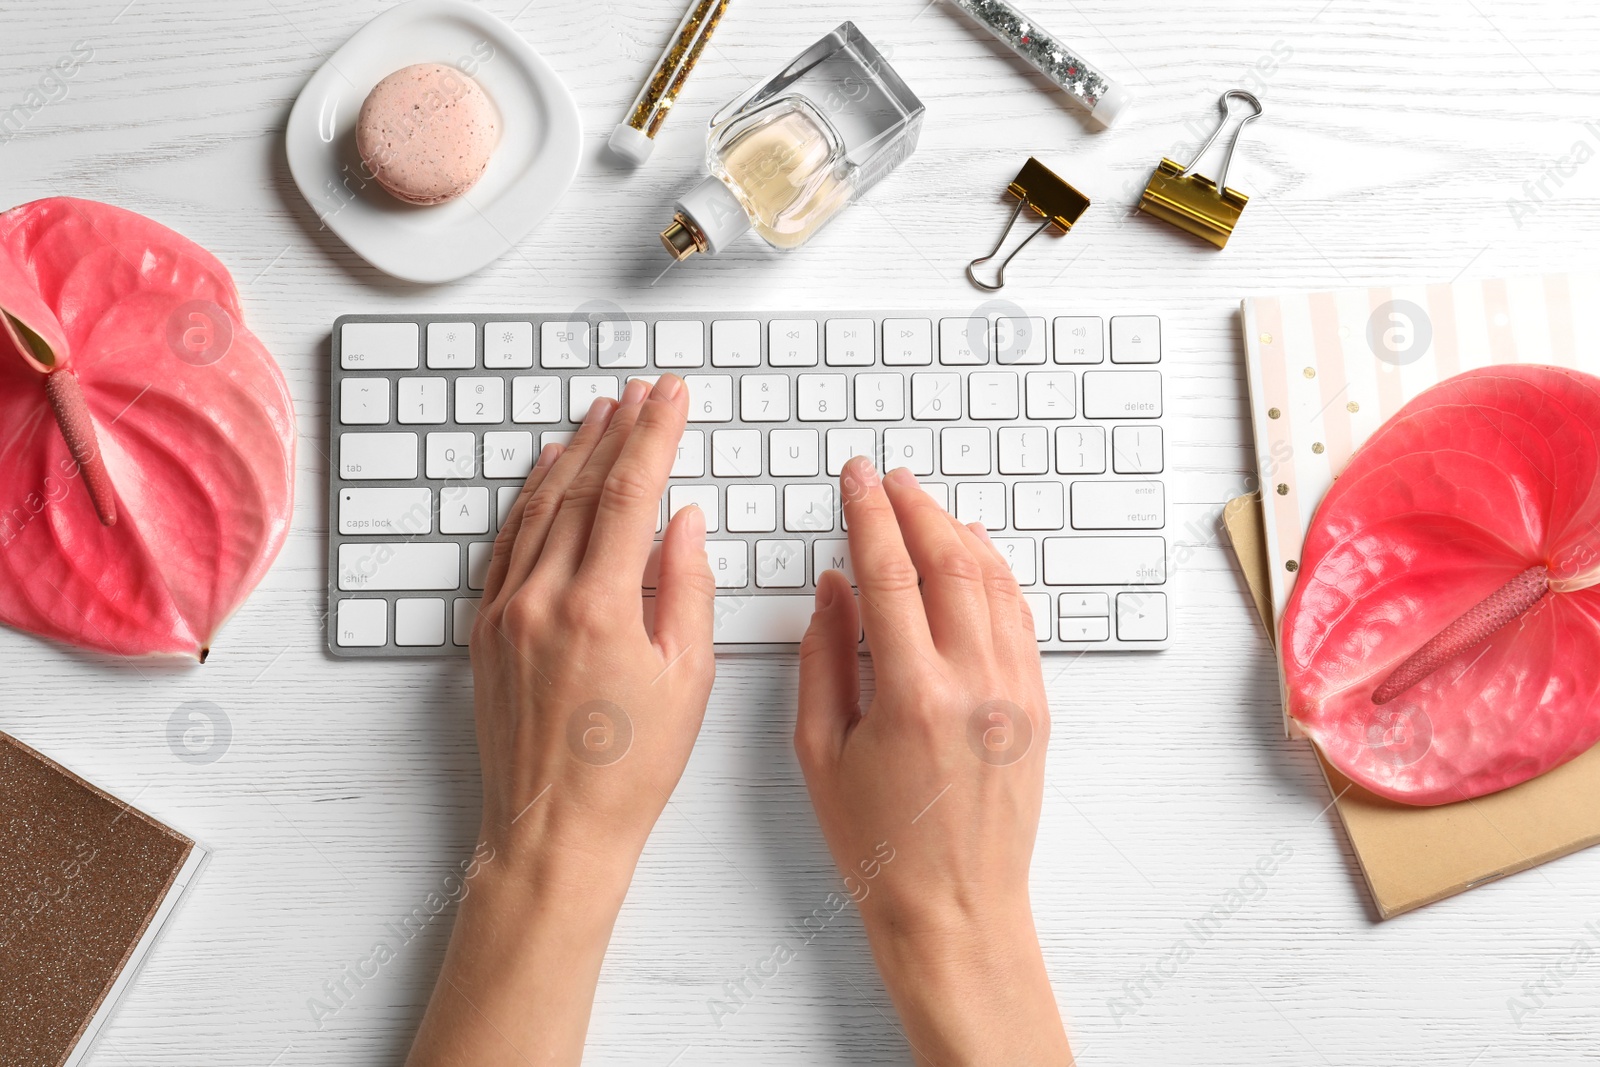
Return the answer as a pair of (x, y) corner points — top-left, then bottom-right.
(1233, 273), (1600, 919)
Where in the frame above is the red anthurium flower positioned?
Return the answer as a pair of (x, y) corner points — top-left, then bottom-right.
(1283, 366), (1600, 804)
(0, 197), (295, 659)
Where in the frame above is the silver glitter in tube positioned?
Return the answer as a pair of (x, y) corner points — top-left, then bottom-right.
(947, 0), (1130, 126)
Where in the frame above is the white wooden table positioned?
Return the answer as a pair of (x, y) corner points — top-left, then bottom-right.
(4, 1), (1598, 1063)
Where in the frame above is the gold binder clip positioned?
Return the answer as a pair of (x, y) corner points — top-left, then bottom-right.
(1138, 90), (1263, 249)
(966, 157), (1091, 291)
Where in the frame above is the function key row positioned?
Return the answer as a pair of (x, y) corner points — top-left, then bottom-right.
(339, 316), (1162, 372)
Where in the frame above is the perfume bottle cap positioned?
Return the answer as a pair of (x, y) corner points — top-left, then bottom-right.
(662, 176), (750, 258)
(608, 124), (655, 166)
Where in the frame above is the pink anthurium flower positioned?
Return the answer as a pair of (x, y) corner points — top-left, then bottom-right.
(0, 197), (295, 659)
(1282, 366), (1600, 804)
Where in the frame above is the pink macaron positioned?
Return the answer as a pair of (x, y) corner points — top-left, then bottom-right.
(356, 63), (499, 206)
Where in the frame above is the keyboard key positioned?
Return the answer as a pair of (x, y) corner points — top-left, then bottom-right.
(706, 540), (748, 588)
(1111, 315), (1161, 364)
(883, 427), (934, 475)
(994, 316), (1048, 365)
(712, 319), (762, 367)
(1056, 426), (1107, 474)
(741, 374), (791, 421)
(597, 320), (647, 367)
(1059, 592), (1111, 616)
(769, 319), (819, 366)
(338, 542), (460, 590)
(655, 319), (705, 367)
(826, 318), (876, 365)
(998, 426), (1050, 474)
(342, 321), (417, 370)
(1043, 536), (1166, 585)
(336, 599), (387, 646)
(340, 432), (418, 480)
(456, 377), (505, 424)
(992, 538), (1037, 584)
(968, 371), (1019, 419)
(711, 429), (761, 478)
(710, 594), (820, 643)
(911, 372), (961, 420)
(785, 485), (836, 532)
(1054, 316), (1103, 364)
(669, 484), (719, 531)
(1024, 372), (1076, 419)
(1014, 481), (1065, 530)
(1083, 370), (1161, 418)
(1112, 426), (1164, 473)
(756, 539), (806, 587)
(939, 317), (989, 365)
(395, 598), (446, 646)
(483, 432), (535, 479)
(511, 376), (561, 423)
(440, 485), (490, 534)
(541, 431), (574, 451)
(1024, 592), (1051, 641)
(341, 378), (390, 425)
(1060, 616), (1111, 642)
(398, 377), (447, 424)
(671, 431), (705, 477)
(769, 428), (819, 476)
(883, 318), (933, 365)
(497, 485), (521, 528)
(687, 374), (734, 422)
(827, 428), (875, 476)
(339, 487), (432, 536)
(955, 482), (1005, 529)
(541, 320), (591, 367)
(1071, 480), (1164, 529)
(427, 432), (476, 478)
(798, 374), (847, 421)
(569, 375), (620, 421)
(465, 543), (491, 590)
(1117, 591), (1168, 640)
(727, 484), (776, 531)
(427, 322), (476, 368)
(484, 322), (534, 368)
(813, 539), (855, 584)
(922, 481), (950, 512)
(940, 427), (991, 474)
(854, 373), (905, 421)
(453, 598), (479, 646)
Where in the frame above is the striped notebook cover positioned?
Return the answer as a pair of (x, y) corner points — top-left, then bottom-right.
(1240, 273), (1600, 731)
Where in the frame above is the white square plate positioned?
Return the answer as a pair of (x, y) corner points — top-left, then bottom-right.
(285, 0), (581, 283)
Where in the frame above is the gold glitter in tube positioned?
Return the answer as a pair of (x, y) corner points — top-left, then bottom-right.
(625, 0), (729, 138)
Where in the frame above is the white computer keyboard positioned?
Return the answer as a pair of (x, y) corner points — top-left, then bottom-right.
(327, 312), (1169, 657)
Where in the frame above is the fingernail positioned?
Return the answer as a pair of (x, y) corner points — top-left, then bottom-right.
(535, 443), (561, 468)
(847, 454), (879, 482)
(653, 374), (683, 401)
(885, 466), (918, 488)
(584, 397), (616, 425)
(682, 502), (706, 538)
(816, 575), (836, 610)
(621, 378), (649, 406)
(969, 522), (993, 544)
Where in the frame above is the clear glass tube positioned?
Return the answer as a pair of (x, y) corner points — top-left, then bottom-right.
(609, 0), (729, 165)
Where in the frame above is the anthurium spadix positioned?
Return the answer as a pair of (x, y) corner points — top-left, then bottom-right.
(0, 198), (294, 659)
(1282, 366), (1600, 805)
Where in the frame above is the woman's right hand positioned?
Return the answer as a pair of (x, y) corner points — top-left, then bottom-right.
(795, 456), (1073, 1067)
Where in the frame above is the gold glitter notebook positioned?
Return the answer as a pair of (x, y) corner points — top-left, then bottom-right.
(0, 732), (206, 1067)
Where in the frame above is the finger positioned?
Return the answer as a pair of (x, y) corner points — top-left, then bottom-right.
(837, 456), (933, 659)
(500, 397), (618, 595)
(482, 442), (561, 603)
(536, 378), (656, 578)
(578, 375), (690, 590)
(796, 569), (861, 773)
(881, 467), (991, 658)
(651, 501), (715, 666)
(963, 520), (1039, 665)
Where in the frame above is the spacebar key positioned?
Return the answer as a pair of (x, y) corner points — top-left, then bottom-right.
(714, 595), (818, 643)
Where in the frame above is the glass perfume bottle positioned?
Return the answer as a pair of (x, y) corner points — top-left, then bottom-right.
(660, 22), (925, 260)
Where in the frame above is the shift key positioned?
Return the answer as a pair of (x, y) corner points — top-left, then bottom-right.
(1044, 536), (1166, 585)
(339, 542), (459, 590)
